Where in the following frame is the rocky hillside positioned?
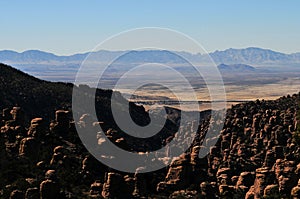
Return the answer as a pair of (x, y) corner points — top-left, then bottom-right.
(0, 63), (300, 198)
(0, 63), (74, 121)
(0, 63), (149, 126)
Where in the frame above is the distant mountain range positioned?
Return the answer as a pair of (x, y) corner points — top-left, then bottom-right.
(210, 47), (300, 64)
(217, 63), (256, 72)
(1, 47), (300, 66)
(0, 47), (299, 83)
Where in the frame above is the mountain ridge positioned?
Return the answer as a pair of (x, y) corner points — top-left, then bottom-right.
(1, 47), (300, 65)
(217, 63), (256, 72)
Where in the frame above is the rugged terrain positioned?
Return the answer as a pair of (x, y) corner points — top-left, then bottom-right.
(0, 63), (300, 198)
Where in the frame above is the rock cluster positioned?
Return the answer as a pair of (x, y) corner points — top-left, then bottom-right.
(0, 93), (299, 198)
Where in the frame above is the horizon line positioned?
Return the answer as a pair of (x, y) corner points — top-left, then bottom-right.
(0, 46), (299, 57)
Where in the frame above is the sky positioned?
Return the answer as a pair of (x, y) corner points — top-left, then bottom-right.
(1, 1), (300, 55)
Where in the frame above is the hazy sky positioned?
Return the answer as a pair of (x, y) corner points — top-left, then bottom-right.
(1, 1), (300, 55)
